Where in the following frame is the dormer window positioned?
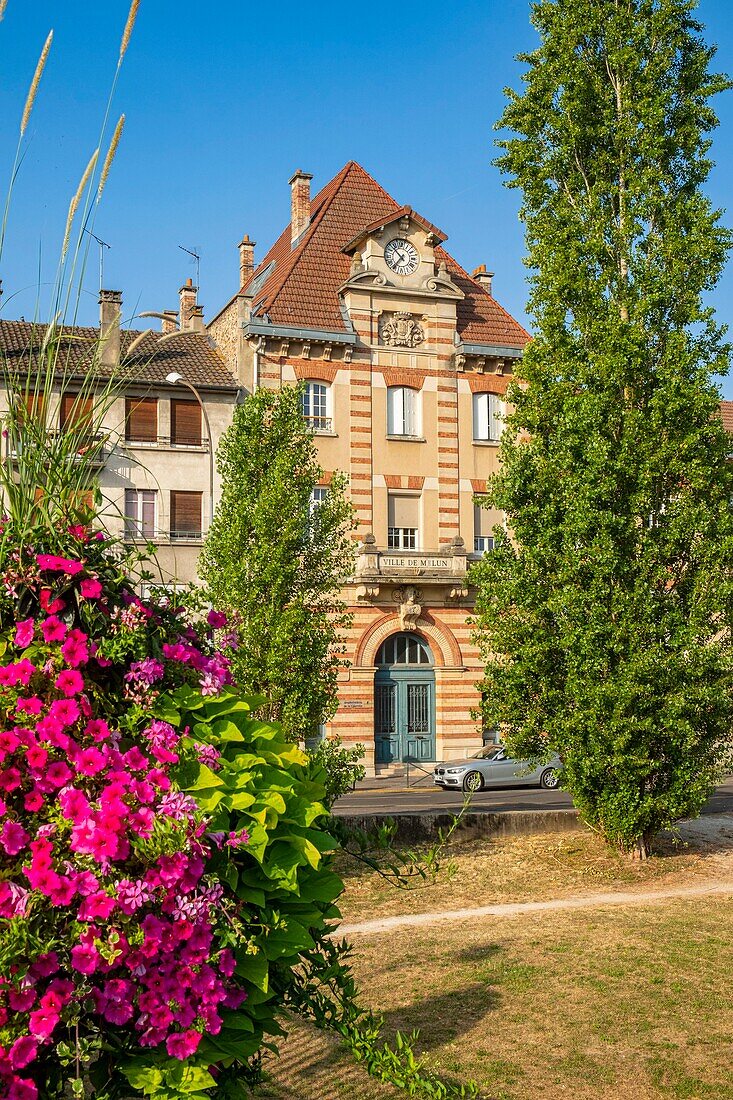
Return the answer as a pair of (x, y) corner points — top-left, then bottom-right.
(387, 386), (420, 438)
(301, 381), (332, 432)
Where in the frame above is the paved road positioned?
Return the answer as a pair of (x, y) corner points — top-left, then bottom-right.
(334, 776), (733, 816)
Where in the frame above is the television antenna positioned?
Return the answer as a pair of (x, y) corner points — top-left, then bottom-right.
(178, 244), (201, 289)
(83, 229), (111, 292)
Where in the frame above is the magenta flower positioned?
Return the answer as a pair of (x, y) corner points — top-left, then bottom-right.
(36, 554), (84, 575)
(70, 943), (100, 976)
(13, 619), (35, 648)
(48, 698), (80, 728)
(54, 669), (84, 697)
(61, 629), (89, 667)
(1, 821), (30, 856)
(41, 616), (67, 644)
(46, 761), (72, 788)
(28, 1007), (60, 1041)
(207, 609), (228, 629)
(8, 1036), (38, 1070)
(23, 790), (44, 813)
(74, 747), (105, 777)
(15, 696), (43, 716)
(79, 577), (102, 599)
(165, 1029), (202, 1060)
(84, 718), (111, 742)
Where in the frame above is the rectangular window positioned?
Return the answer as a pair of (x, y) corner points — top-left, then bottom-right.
(171, 399), (202, 446)
(473, 502), (495, 555)
(124, 489), (156, 539)
(387, 387), (418, 436)
(125, 397), (158, 443)
(310, 486), (328, 515)
(170, 490), (203, 540)
(472, 392), (503, 442)
(301, 382), (331, 431)
(388, 493), (419, 550)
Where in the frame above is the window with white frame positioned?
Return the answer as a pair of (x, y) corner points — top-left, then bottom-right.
(309, 485), (328, 518)
(387, 386), (419, 437)
(301, 381), (331, 431)
(472, 392), (503, 442)
(388, 493), (419, 549)
(473, 502), (495, 555)
(124, 489), (156, 540)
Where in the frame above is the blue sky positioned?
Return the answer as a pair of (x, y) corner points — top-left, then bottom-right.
(2, 1), (733, 395)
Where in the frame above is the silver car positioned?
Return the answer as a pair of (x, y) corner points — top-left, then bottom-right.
(433, 745), (562, 793)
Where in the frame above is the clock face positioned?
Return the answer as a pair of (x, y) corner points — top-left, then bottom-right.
(384, 238), (419, 276)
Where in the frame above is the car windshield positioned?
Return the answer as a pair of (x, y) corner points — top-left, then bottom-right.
(472, 745), (503, 760)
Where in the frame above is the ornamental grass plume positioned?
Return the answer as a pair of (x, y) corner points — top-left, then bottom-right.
(0, 0), (9, 23)
(119, 0), (140, 63)
(97, 113), (124, 200)
(60, 149), (98, 260)
(20, 29), (53, 136)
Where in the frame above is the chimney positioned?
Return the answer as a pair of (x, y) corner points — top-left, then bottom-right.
(99, 289), (122, 368)
(239, 235), (256, 287)
(289, 169), (313, 246)
(179, 278), (197, 331)
(161, 309), (178, 334)
(472, 264), (494, 295)
(191, 304), (205, 333)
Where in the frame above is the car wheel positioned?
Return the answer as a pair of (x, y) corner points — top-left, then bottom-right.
(463, 770), (483, 793)
(540, 768), (559, 790)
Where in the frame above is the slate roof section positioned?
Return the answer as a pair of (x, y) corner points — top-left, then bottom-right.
(242, 161), (530, 350)
(0, 320), (237, 391)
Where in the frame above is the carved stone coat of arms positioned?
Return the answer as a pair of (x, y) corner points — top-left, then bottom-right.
(380, 312), (425, 348)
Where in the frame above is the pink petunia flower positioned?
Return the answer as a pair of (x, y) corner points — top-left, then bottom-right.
(0, 821), (30, 856)
(207, 609), (228, 628)
(36, 554), (84, 575)
(165, 1029), (202, 1060)
(41, 616), (67, 644)
(48, 698), (80, 728)
(9, 1036), (38, 1070)
(39, 589), (65, 614)
(15, 696), (43, 716)
(79, 577), (102, 599)
(61, 629), (89, 668)
(54, 669), (84, 697)
(13, 618), (35, 648)
(28, 1006), (60, 1041)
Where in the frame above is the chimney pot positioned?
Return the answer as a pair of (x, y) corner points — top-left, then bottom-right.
(179, 281), (198, 331)
(472, 265), (494, 294)
(191, 304), (205, 333)
(99, 289), (122, 368)
(289, 169), (313, 247)
(239, 235), (256, 288)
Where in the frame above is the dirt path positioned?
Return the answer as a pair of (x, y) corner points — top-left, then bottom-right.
(339, 878), (733, 935)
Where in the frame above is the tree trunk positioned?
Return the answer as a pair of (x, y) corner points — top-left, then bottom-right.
(629, 832), (653, 861)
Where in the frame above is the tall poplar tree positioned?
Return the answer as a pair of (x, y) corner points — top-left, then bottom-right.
(200, 385), (355, 741)
(473, 0), (733, 857)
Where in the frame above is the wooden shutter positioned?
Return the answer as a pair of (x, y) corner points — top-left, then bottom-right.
(171, 399), (201, 446)
(170, 490), (202, 538)
(125, 397), (158, 443)
(60, 393), (93, 431)
(18, 393), (46, 423)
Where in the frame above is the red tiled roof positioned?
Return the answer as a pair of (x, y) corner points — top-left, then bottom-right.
(0, 320), (237, 391)
(720, 400), (733, 434)
(242, 161), (530, 350)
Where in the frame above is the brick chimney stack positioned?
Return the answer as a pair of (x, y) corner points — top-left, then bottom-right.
(179, 278), (197, 331)
(99, 289), (122, 368)
(289, 169), (313, 247)
(472, 264), (494, 295)
(190, 304), (205, 333)
(161, 310), (178, 334)
(239, 235), (256, 288)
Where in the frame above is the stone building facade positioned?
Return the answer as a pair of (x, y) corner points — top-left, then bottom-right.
(208, 162), (530, 773)
(0, 283), (238, 586)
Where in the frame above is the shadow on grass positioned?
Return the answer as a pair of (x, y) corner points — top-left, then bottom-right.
(379, 981), (501, 1051)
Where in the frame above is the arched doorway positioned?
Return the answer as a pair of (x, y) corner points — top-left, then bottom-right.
(374, 633), (435, 765)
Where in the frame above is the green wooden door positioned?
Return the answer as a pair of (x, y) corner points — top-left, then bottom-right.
(374, 634), (435, 764)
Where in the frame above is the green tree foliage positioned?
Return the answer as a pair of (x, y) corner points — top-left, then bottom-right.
(472, 0), (733, 857)
(200, 385), (356, 741)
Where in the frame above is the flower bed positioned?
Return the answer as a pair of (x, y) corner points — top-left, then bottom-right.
(0, 526), (342, 1098)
